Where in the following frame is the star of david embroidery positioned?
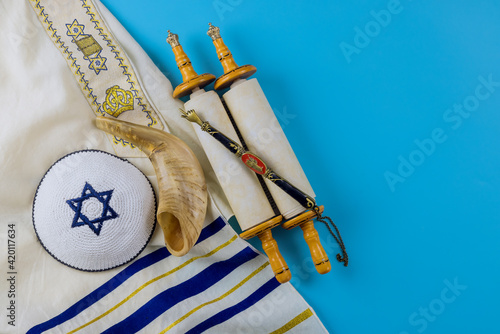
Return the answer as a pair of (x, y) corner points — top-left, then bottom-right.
(66, 19), (86, 39)
(88, 52), (107, 74)
(66, 182), (118, 236)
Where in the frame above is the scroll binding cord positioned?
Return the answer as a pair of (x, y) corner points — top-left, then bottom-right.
(313, 206), (349, 267)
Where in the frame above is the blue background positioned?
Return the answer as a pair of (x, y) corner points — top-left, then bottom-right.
(100, 1), (500, 333)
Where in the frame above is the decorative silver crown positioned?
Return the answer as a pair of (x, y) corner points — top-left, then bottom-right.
(166, 30), (180, 47)
(207, 23), (221, 41)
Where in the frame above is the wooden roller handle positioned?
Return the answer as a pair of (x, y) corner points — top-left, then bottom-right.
(171, 45), (198, 82)
(300, 220), (331, 274)
(257, 230), (291, 283)
(212, 38), (239, 73)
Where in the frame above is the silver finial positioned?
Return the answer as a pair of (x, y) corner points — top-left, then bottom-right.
(166, 30), (180, 47)
(207, 23), (221, 41)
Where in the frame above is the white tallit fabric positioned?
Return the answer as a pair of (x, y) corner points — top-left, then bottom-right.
(0, 0), (328, 333)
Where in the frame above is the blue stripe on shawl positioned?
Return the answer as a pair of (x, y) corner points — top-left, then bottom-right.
(27, 217), (226, 334)
(184, 277), (280, 334)
(102, 247), (258, 333)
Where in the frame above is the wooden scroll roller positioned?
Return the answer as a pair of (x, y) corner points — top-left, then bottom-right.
(166, 31), (291, 283)
(167, 30), (215, 98)
(207, 23), (347, 273)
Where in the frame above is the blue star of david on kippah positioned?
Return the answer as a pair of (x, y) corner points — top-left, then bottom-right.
(66, 182), (118, 236)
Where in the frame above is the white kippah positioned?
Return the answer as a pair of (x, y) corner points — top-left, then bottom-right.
(32, 150), (156, 271)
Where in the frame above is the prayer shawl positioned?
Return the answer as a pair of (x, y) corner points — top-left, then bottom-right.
(0, 0), (328, 333)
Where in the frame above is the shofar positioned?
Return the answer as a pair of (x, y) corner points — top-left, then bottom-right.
(95, 116), (208, 257)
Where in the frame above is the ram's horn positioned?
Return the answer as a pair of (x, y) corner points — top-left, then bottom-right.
(95, 116), (208, 257)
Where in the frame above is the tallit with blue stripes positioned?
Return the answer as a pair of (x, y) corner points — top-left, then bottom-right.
(0, 0), (328, 332)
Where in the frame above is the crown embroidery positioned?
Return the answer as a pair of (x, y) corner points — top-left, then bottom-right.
(103, 85), (135, 117)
